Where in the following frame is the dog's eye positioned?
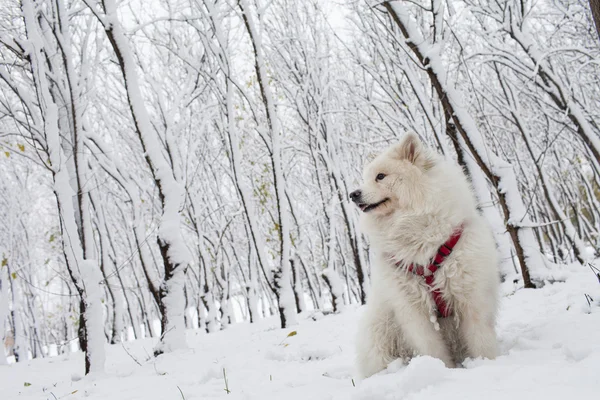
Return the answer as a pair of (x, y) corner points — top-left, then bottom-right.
(375, 173), (386, 182)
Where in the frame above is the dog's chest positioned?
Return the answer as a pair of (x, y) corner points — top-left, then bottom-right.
(387, 262), (458, 315)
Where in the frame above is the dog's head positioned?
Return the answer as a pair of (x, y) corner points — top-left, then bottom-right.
(350, 133), (436, 218)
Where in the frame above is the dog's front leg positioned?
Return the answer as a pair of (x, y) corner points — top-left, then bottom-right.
(395, 304), (455, 368)
(458, 303), (498, 361)
(356, 304), (405, 378)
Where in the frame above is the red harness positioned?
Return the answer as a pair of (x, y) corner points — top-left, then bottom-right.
(395, 226), (464, 318)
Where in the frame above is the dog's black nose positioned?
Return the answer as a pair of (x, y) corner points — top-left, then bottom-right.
(349, 190), (362, 203)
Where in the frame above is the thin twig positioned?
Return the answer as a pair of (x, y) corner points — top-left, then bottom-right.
(177, 386), (185, 400)
(223, 368), (231, 394)
(587, 262), (600, 284)
(121, 343), (142, 366)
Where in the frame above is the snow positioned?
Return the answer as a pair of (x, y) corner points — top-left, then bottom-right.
(3, 265), (600, 399)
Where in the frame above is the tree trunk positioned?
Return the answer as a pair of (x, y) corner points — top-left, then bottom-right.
(590, 0), (600, 41)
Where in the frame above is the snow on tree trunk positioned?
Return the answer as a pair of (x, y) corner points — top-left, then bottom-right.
(21, 0), (105, 374)
(291, 257), (306, 313)
(238, 0), (297, 328)
(85, 131), (162, 322)
(246, 280), (260, 323)
(322, 268), (344, 313)
(9, 278), (30, 362)
(91, 0), (191, 355)
(0, 265), (8, 365)
(202, 288), (219, 334)
(461, 137), (517, 281)
(219, 277), (232, 329)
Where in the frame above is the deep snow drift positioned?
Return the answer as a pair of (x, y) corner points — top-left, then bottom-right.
(2, 265), (600, 400)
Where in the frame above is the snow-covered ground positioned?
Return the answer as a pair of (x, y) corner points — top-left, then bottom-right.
(3, 265), (600, 400)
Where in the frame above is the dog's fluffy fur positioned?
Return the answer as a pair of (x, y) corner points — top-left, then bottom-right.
(353, 133), (500, 378)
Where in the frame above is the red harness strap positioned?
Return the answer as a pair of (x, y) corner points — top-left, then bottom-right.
(396, 226), (464, 318)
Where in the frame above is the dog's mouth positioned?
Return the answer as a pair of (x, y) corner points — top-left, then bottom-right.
(358, 198), (389, 212)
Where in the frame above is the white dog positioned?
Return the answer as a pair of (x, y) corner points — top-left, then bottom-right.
(352, 133), (500, 378)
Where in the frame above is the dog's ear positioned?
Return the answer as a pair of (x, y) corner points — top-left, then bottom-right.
(392, 132), (434, 170)
(393, 132), (422, 164)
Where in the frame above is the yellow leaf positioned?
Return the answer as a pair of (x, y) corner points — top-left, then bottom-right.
(286, 331), (297, 338)
(49, 234), (55, 243)
(24, 382), (31, 387)
(1, 258), (6, 267)
(4, 152), (9, 158)
(11, 272), (17, 280)
(17, 144), (25, 152)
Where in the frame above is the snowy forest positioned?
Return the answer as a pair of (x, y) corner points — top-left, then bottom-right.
(1, 0), (600, 384)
